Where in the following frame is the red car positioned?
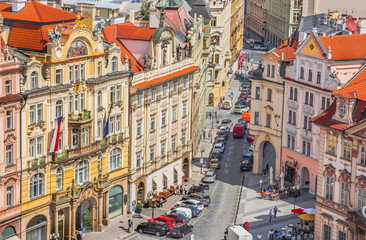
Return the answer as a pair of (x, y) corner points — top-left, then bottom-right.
(148, 216), (176, 229)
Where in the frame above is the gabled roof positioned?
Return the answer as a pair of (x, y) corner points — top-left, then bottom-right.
(263, 36), (298, 62)
(319, 34), (366, 60)
(133, 66), (199, 89)
(333, 65), (366, 101)
(311, 100), (348, 130)
(115, 22), (155, 41)
(190, 0), (212, 20)
(0, 2), (77, 23)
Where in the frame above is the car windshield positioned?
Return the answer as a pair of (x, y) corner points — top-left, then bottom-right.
(205, 173), (213, 177)
(222, 119), (230, 124)
(211, 160), (219, 164)
(214, 144), (222, 148)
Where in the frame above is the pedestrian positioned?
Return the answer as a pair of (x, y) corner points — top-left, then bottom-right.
(209, 112), (212, 119)
(159, 197), (163, 208)
(266, 163), (269, 171)
(180, 185), (183, 195)
(176, 185), (179, 195)
(76, 231), (82, 240)
(259, 179), (263, 191)
(128, 219), (133, 233)
(215, 111), (218, 118)
(184, 185), (188, 195)
(203, 130), (206, 139)
(274, 205), (278, 219)
(269, 209), (273, 222)
(257, 233), (263, 240)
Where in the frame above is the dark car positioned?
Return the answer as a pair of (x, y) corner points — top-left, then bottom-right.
(188, 185), (206, 195)
(164, 213), (190, 224)
(182, 194), (211, 207)
(217, 130), (228, 139)
(215, 137), (226, 145)
(210, 150), (222, 160)
(168, 224), (193, 238)
(242, 153), (253, 162)
(221, 119), (232, 127)
(136, 221), (169, 236)
(240, 160), (252, 171)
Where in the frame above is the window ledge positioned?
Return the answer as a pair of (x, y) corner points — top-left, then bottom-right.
(5, 164), (15, 168)
(5, 128), (15, 133)
(29, 194), (46, 201)
(326, 152), (337, 157)
(340, 157), (351, 162)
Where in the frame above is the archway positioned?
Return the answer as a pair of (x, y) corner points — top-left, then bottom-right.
(284, 161), (296, 184)
(137, 182), (145, 203)
(76, 198), (97, 232)
(256, 141), (276, 177)
(26, 215), (47, 240)
(183, 158), (189, 179)
(109, 186), (123, 218)
(1, 226), (16, 239)
(208, 93), (214, 106)
(301, 167), (310, 189)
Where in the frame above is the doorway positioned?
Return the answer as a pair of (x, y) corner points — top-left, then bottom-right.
(109, 186), (123, 218)
(76, 199), (94, 232)
(137, 182), (145, 202)
(301, 167), (310, 189)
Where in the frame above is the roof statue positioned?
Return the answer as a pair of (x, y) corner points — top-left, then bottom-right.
(93, 19), (106, 38)
(74, 14), (86, 29)
(159, 7), (166, 27)
(48, 24), (65, 44)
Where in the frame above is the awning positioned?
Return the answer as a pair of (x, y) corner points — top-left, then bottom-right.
(174, 165), (184, 176)
(286, 161), (295, 168)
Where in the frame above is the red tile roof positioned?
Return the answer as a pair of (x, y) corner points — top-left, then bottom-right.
(115, 22), (155, 40)
(311, 100), (348, 130)
(264, 37), (297, 62)
(103, 24), (144, 73)
(0, 2), (77, 23)
(333, 65), (366, 101)
(133, 66), (199, 89)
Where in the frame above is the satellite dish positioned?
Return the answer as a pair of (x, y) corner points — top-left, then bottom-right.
(346, 19), (357, 32)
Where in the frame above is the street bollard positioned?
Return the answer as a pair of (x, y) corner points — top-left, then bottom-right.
(189, 234), (194, 240)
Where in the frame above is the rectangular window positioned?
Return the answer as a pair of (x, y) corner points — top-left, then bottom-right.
(72, 128), (79, 147)
(317, 71), (321, 84)
(110, 86), (115, 103)
(340, 182), (349, 206)
(74, 95), (79, 111)
(6, 186), (13, 207)
(302, 140), (311, 156)
(116, 86), (121, 102)
(339, 231), (346, 240)
(328, 135), (336, 154)
(97, 121), (101, 139)
(80, 93), (85, 110)
(69, 96), (73, 113)
(137, 92), (143, 106)
(116, 115), (121, 133)
(6, 111), (12, 130)
(215, 54), (219, 64)
(5, 80), (12, 94)
(266, 114), (271, 128)
(308, 69), (313, 82)
(212, 17), (216, 26)
(310, 93), (313, 106)
(183, 76), (188, 89)
(161, 141), (166, 157)
(136, 152), (141, 169)
(37, 136), (43, 157)
(358, 188), (366, 211)
(294, 88), (298, 101)
(162, 111), (167, 126)
(151, 87), (156, 101)
(255, 86), (260, 99)
(254, 112), (259, 125)
(287, 134), (295, 150)
(303, 116), (312, 131)
(324, 225), (331, 240)
(80, 64), (85, 80)
(361, 146), (366, 165)
(267, 64), (270, 77)
(37, 104), (43, 122)
(208, 70), (212, 81)
(56, 69), (63, 85)
(271, 65), (275, 78)
(288, 110), (296, 125)
(29, 138), (35, 158)
(69, 66), (73, 82)
(321, 96), (326, 110)
(172, 137), (176, 151)
(267, 88), (272, 101)
(98, 61), (102, 76)
(300, 67), (304, 79)
(162, 83), (168, 97)
(151, 116), (156, 130)
(343, 140), (351, 159)
(81, 127), (90, 146)
(325, 176), (334, 200)
(6, 145), (13, 165)
(181, 131), (186, 145)
(174, 81), (178, 92)
(74, 65), (79, 81)
(110, 116), (115, 134)
(183, 102), (187, 117)
(29, 105), (35, 124)
(304, 91), (314, 106)
(58, 132), (63, 153)
(172, 107), (177, 121)
(137, 121), (142, 137)
(150, 146), (155, 163)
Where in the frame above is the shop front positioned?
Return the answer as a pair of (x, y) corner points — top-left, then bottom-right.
(109, 186), (124, 218)
(284, 160), (297, 184)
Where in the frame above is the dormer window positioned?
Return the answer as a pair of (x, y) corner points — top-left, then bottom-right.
(112, 56), (118, 72)
(30, 72), (38, 89)
(339, 103), (346, 116)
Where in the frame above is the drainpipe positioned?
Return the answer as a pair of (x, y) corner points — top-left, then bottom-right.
(127, 71), (134, 214)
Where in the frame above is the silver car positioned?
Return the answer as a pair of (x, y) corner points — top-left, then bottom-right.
(214, 143), (225, 153)
(203, 171), (216, 183)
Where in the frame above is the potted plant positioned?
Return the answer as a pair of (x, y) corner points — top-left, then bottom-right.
(146, 198), (152, 208)
(136, 202), (142, 213)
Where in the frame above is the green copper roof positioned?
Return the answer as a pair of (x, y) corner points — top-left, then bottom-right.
(156, 0), (183, 9)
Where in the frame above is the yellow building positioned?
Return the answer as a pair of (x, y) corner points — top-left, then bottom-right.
(0, 2), (130, 239)
(230, 0), (244, 63)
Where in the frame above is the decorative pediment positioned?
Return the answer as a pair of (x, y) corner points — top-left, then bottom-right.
(338, 168), (351, 182)
(299, 38), (323, 58)
(4, 177), (17, 186)
(324, 164), (336, 178)
(69, 81), (87, 95)
(4, 133), (16, 144)
(356, 175), (366, 189)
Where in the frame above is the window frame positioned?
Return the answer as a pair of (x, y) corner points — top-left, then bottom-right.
(75, 160), (89, 185)
(6, 186), (13, 207)
(29, 173), (44, 199)
(343, 140), (351, 160)
(325, 176), (334, 200)
(56, 168), (63, 191)
(340, 181), (349, 206)
(328, 135), (336, 154)
(56, 69), (63, 85)
(5, 80), (12, 95)
(6, 144), (13, 165)
(109, 148), (122, 171)
(30, 72), (38, 89)
(6, 110), (12, 130)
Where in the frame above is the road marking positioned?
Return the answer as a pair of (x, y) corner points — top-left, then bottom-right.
(232, 173), (245, 225)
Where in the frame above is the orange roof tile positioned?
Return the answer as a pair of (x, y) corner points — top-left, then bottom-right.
(0, 2), (78, 23)
(311, 100), (348, 130)
(264, 37), (297, 62)
(115, 22), (156, 41)
(133, 66), (199, 89)
(333, 65), (366, 101)
(103, 24), (144, 73)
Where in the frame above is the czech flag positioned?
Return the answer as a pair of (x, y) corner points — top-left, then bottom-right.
(50, 116), (63, 153)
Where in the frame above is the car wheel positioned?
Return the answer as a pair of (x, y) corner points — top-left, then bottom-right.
(138, 228), (143, 234)
(155, 231), (161, 237)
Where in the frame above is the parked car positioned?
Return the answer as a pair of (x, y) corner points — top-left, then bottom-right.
(233, 124), (245, 138)
(242, 153), (253, 162)
(176, 199), (204, 211)
(240, 160), (252, 171)
(148, 216), (176, 229)
(203, 170), (216, 183)
(188, 185), (206, 195)
(239, 92), (248, 99)
(219, 125), (230, 134)
(210, 150), (222, 160)
(217, 130), (229, 140)
(168, 224), (194, 238)
(173, 205), (200, 217)
(254, 44), (268, 50)
(213, 143), (225, 153)
(232, 106), (243, 115)
(222, 100), (232, 109)
(249, 145), (254, 155)
(210, 158), (221, 169)
(164, 213), (190, 224)
(167, 207), (192, 219)
(182, 194), (211, 207)
(215, 137), (226, 145)
(136, 221), (169, 236)
(221, 119), (233, 128)
(248, 39), (262, 48)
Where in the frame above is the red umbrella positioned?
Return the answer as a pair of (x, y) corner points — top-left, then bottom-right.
(247, 136), (254, 142)
(291, 208), (305, 214)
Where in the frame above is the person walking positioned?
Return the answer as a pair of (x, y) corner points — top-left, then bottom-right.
(273, 205), (278, 219)
(257, 233), (263, 240)
(159, 197), (163, 208)
(259, 179), (263, 191)
(180, 185), (183, 195)
(76, 231), (82, 240)
(269, 209), (273, 222)
(184, 185), (188, 195)
(203, 131), (206, 140)
(176, 185), (179, 195)
(266, 163), (269, 171)
(209, 112), (212, 119)
(215, 111), (218, 119)
(128, 219), (133, 233)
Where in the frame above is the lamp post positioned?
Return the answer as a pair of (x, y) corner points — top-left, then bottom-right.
(200, 147), (205, 174)
(211, 111), (214, 143)
(49, 233), (60, 240)
(147, 193), (154, 218)
(293, 191), (297, 211)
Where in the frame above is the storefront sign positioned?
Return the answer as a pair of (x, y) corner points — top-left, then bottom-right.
(286, 161), (294, 168)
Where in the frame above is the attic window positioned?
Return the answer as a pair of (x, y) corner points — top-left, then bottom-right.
(339, 103), (346, 116)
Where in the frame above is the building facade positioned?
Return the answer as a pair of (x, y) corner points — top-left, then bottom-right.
(301, 0), (366, 18)
(281, 32), (366, 194)
(0, 37), (22, 240)
(230, 0), (244, 62)
(312, 65), (366, 240)
(245, 0), (265, 38)
(250, 38), (297, 178)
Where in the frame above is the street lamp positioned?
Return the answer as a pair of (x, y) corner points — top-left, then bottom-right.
(293, 190), (298, 212)
(200, 147), (205, 174)
(147, 193), (155, 218)
(49, 233), (60, 240)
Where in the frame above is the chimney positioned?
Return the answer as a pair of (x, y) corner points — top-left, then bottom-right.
(327, 46), (332, 59)
(11, 0), (26, 12)
(129, 9), (135, 25)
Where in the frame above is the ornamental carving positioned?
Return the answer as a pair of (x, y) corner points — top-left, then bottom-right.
(323, 198), (335, 208)
(338, 169), (351, 183)
(303, 106), (314, 115)
(324, 164), (336, 177)
(337, 204), (349, 214)
(287, 100), (298, 109)
(356, 176), (366, 189)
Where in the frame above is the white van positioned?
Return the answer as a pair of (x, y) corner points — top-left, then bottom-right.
(226, 226), (253, 240)
(167, 207), (192, 219)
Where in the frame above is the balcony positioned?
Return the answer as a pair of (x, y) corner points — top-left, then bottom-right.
(27, 156), (46, 168)
(347, 211), (366, 231)
(68, 110), (92, 123)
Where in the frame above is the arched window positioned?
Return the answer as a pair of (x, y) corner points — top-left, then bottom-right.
(97, 91), (102, 107)
(56, 168), (63, 191)
(98, 153), (102, 174)
(30, 72), (38, 89)
(109, 148), (121, 171)
(26, 215), (46, 240)
(75, 160), (89, 185)
(112, 56), (118, 72)
(56, 100), (63, 118)
(30, 173), (44, 198)
(1, 226), (16, 239)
